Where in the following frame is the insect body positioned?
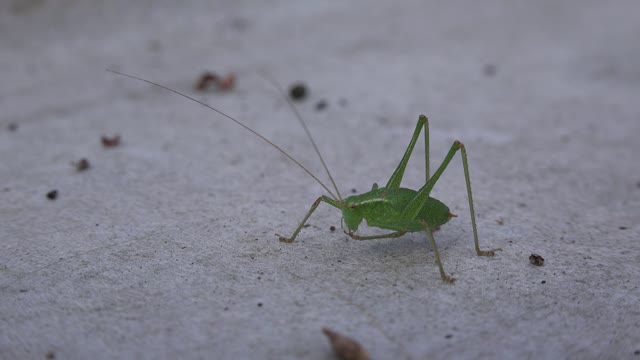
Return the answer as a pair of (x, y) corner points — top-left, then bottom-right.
(276, 115), (500, 283)
(344, 187), (452, 233)
(108, 70), (500, 283)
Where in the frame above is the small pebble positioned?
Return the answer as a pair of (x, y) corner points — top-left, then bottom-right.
(73, 158), (90, 172)
(529, 253), (544, 266)
(46, 190), (58, 200)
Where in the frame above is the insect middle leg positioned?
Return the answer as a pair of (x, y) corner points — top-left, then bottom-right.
(421, 221), (455, 283)
(277, 195), (341, 243)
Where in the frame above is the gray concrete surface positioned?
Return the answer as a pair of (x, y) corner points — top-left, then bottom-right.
(1, 1), (640, 359)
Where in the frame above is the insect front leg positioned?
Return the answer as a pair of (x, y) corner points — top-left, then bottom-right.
(277, 195), (342, 243)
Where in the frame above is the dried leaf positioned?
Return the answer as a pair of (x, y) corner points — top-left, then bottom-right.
(322, 327), (369, 360)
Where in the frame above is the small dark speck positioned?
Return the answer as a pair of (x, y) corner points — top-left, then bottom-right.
(46, 190), (58, 200)
(73, 158), (90, 172)
(95, 224), (99, 226)
(517, 202), (527, 208)
(257, 276), (261, 280)
(541, 280), (546, 284)
(303, 224), (311, 228)
(483, 63), (497, 77)
(289, 83), (307, 101)
(7, 123), (18, 132)
(619, 226), (627, 230)
(257, 302), (263, 307)
(351, 188), (357, 193)
(230, 17), (249, 32)
(224, 307), (229, 311)
(147, 39), (163, 52)
(45, 351), (55, 360)
(445, 334), (453, 339)
(19, 289), (28, 293)
(634, 349), (640, 355)
(315, 100), (328, 111)
(330, 226), (336, 231)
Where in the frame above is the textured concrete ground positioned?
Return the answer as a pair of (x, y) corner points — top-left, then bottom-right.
(1, 1), (639, 359)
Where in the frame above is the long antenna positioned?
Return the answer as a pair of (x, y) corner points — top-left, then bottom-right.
(106, 69), (339, 201)
(259, 72), (343, 201)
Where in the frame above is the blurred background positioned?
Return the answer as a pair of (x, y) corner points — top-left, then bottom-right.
(1, 1), (639, 359)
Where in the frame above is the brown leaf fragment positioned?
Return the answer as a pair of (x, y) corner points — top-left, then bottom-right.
(195, 72), (218, 91)
(195, 72), (235, 92)
(101, 135), (121, 148)
(218, 74), (235, 91)
(322, 327), (369, 360)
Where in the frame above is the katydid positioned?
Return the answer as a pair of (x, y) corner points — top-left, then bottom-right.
(107, 70), (500, 283)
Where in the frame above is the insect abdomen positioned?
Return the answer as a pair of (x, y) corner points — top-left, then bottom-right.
(355, 188), (451, 232)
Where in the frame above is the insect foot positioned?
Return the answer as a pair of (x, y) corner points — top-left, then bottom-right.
(477, 248), (502, 257)
(276, 234), (294, 243)
(442, 274), (456, 284)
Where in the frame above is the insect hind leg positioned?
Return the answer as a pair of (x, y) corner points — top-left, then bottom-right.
(404, 141), (501, 257)
(385, 115), (430, 189)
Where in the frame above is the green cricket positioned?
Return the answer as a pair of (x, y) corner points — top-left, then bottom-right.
(108, 70), (500, 283)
